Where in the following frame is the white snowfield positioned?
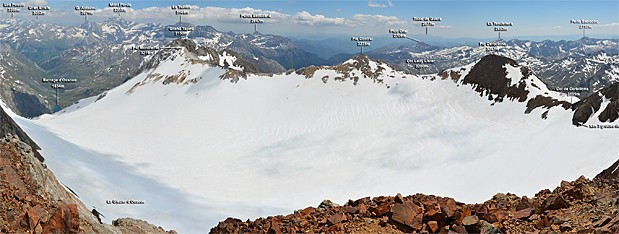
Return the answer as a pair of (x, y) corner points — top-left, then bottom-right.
(5, 49), (618, 233)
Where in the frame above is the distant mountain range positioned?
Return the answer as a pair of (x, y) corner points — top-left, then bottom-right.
(0, 18), (617, 118)
(365, 37), (619, 94)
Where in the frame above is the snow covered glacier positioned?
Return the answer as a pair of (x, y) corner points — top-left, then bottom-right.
(4, 42), (618, 233)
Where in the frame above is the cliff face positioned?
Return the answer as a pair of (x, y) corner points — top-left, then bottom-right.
(211, 160), (619, 234)
(0, 105), (175, 233)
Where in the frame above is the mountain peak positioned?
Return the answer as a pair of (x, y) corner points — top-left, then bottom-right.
(168, 38), (197, 51)
(572, 82), (619, 126)
(461, 54), (529, 102)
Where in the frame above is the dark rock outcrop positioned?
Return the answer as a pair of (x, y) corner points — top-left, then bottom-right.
(462, 55), (529, 103)
(572, 82), (619, 125)
(596, 159), (619, 182)
(0, 101), (43, 162)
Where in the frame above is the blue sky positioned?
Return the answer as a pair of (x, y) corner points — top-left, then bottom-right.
(5, 0), (619, 39)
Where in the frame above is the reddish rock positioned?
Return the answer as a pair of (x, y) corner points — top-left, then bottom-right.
(440, 198), (458, 218)
(427, 221), (439, 232)
(378, 216), (389, 227)
(462, 215), (479, 226)
(43, 204), (80, 234)
(542, 194), (569, 211)
(358, 203), (368, 215)
(342, 206), (358, 214)
(268, 220), (281, 234)
(326, 223), (343, 232)
(373, 196), (391, 204)
(482, 212), (498, 223)
(451, 224), (467, 234)
(327, 213), (346, 225)
(25, 207), (42, 229)
(424, 199), (443, 221)
(371, 203), (391, 217)
(461, 206), (472, 219)
(395, 193), (404, 203)
(391, 201), (423, 230)
(299, 207), (315, 217)
(493, 210), (508, 223)
(535, 216), (550, 229)
(511, 207), (533, 220)
(352, 197), (371, 206)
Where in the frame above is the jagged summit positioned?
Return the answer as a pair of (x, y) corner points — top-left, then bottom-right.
(462, 55), (529, 102)
(572, 82), (619, 126)
(294, 53), (398, 86)
(441, 54), (568, 103)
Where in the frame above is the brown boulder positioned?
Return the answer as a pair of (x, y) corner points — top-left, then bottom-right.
(424, 199), (444, 221)
(352, 197), (371, 206)
(511, 207), (533, 220)
(541, 194), (569, 211)
(342, 206), (358, 214)
(456, 206), (472, 224)
(327, 213), (346, 225)
(395, 193), (404, 203)
(440, 198), (458, 218)
(326, 223), (343, 232)
(268, 220), (281, 234)
(299, 207), (315, 217)
(391, 201), (423, 230)
(358, 203), (368, 215)
(43, 204), (80, 234)
(462, 215), (480, 233)
(25, 206), (43, 229)
(371, 203), (391, 217)
(427, 221), (439, 232)
(462, 215), (479, 226)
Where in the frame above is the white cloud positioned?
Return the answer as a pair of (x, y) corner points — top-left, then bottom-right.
(292, 11), (351, 26)
(351, 14), (406, 26)
(597, 22), (619, 28)
(90, 6), (407, 29)
(553, 26), (562, 29)
(368, 0), (394, 8)
(23, 0), (48, 6)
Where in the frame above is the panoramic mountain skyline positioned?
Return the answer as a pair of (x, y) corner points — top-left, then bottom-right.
(1, 0), (617, 39)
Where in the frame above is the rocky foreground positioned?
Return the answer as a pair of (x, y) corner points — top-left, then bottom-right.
(211, 160), (619, 233)
(0, 105), (176, 233)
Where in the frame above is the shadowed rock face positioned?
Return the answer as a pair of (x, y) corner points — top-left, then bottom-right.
(462, 55), (529, 103)
(572, 82), (619, 126)
(0, 104), (43, 162)
(596, 159), (619, 183)
(211, 159), (619, 234)
(11, 91), (49, 118)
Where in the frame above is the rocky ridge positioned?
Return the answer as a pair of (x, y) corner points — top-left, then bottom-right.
(572, 82), (619, 126)
(296, 54), (399, 86)
(211, 159), (619, 233)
